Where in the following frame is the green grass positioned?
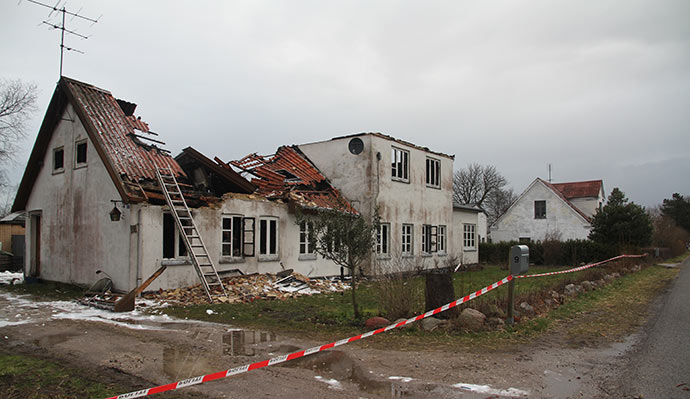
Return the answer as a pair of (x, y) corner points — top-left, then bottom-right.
(661, 250), (690, 264)
(0, 353), (122, 399)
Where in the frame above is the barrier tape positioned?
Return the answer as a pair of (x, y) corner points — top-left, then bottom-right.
(515, 254), (647, 279)
(105, 276), (513, 399)
(106, 253), (646, 399)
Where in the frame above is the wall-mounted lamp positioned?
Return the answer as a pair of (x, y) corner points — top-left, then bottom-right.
(110, 200), (125, 222)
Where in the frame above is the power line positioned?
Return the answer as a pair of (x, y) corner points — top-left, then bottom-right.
(23, 0), (101, 76)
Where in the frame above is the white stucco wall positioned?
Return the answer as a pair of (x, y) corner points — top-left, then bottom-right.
(570, 195), (603, 219)
(135, 194), (343, 292)
(24, 103), (132, 290)
(452, 209), (481, 264)
(300, 134), (456, 272)
(490, 180), (592, 243)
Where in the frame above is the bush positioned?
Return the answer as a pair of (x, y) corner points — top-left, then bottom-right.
(480, 240), (619, 266)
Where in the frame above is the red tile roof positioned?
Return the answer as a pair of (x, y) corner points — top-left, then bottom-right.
(550, 180), (603, 199)
(539, 179), (593, 222)
(227, 146), (356, 213)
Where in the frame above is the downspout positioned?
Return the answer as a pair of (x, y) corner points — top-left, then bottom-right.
(136, 207), (143, 289)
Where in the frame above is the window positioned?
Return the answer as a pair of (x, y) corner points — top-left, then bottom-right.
(421, 224), (437, 254)
(519, 237), (531, 244)
(391, 147), (409, 182)
(463, 224), (476, 250)
(259, 217), (279, 258)
(222, 215), (244, 257)
(299, 221), (315, 255)
(401, 224), (413, 256)
(438, 225), (446, 253)
(426, 157), (440, 188)
(75, 139), (87, 166)
(377, 223), (390, 256)
(53, 147), (64, 172)
(534, 200), (546, 219)
(163, 213), (187, 259)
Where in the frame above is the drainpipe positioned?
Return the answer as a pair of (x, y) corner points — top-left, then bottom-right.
(135, 207), (143, 289)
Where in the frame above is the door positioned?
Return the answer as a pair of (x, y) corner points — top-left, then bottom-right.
(30, 213), (41, 277)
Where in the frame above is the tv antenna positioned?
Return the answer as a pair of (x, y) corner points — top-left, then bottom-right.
(548, 163), (552, 183)
(24, 0), (101, 76)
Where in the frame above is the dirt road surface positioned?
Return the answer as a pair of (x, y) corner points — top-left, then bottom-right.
(1, 287), (647, 399)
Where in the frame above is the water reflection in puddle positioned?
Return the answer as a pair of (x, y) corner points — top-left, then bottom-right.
(222, 329), (276, 356)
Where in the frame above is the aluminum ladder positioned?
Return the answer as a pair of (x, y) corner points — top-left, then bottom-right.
(156, 167), (226, 301)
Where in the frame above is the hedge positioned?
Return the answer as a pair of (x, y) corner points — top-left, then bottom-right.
(479, 240), (620, 267)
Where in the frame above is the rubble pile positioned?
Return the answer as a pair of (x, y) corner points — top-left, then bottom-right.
(143, 272), (350, 305)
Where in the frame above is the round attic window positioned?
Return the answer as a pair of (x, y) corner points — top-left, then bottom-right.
(348, 138), (364, 155)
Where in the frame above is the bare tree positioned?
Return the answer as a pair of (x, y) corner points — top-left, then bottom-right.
(453, 163), (507, 207)
(485, 187), (517, 224)
(0, 78), (38, 186)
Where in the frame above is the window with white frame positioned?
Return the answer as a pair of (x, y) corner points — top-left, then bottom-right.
(402, 224), (413, 256)
(421, 224), (437, 254)
(391, 147), (409, 182)
(438, 225), (446, 253)
(377, 223), (390, 256)
(426, 157), (440, 188)
(259, 217), (279, 258)
(222, 215), (244, 257)
(163, 213), (187, 259)
(463, 224), (476, 250)
(299, 220), (315, 255)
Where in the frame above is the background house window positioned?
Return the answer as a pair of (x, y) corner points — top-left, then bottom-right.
(377, 223), (390, 256)
(53, 147), (64, 172)
(426, 157), (440, 188)
(401, 223), (413, 256)
(299, 221), (315, 255)
(259, 217), (279, 258)
(534, 200), (546, 219)
(75, 139), (87, 166)
(222, 215), (244, 257)
(391, 147), (409, 182)
(438, 225), (446, 253)
(163, 213), (187, 259)
(421, 224), (437, 254)
(463, 224), (476, 250)
(519, 237), (531, 244)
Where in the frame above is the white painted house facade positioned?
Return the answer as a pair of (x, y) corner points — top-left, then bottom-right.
(489, 178), (604, 243)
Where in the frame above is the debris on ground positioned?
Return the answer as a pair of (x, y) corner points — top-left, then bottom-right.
(142, 272), (350, 305)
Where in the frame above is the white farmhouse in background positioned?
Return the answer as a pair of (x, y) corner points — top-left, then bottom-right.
(489, 178), (605, 243)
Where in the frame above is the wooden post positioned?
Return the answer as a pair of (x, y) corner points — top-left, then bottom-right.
(507, 276), (515, 325)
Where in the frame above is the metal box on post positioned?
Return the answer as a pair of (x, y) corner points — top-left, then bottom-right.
(510, 245), (529, 276)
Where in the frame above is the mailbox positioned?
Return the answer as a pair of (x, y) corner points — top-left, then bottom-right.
(510, 245), (529, 275)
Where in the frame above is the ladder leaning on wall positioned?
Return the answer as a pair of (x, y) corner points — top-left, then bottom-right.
(155, 167), (227, 302)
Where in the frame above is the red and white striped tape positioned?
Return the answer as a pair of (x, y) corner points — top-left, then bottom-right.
(105, 276), (513, 399)
(514, 254), (646, 279)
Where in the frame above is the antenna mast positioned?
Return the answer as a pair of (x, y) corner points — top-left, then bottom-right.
(548, 163), (552, 183)
(25, 0), (101, 76)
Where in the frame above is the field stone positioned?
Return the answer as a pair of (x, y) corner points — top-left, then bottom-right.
(486, 317), (505, 331)
(365, 317), (390, 329)
(458, 308), (486, 331)
(565, 284), (577, 296)
(581, 281), (593, 292)
(519, 302), (535, 316)
(575, 284), (584, 294)
(420, 317), (445, 332)
(597, 279), (606, 286)
(604, 274), (615, 282)
(632, 265), (642, 272)
(394, 318), (415, 329)
(612, 272), (621, 278)
(481, 303), (506, 318)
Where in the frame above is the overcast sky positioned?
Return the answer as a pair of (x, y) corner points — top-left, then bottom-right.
(2, 1), (689, 207)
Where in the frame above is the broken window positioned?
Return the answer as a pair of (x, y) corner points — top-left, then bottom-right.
(391, 147), (409, 182)
(534, 200), (546, 219)
(75, 139), (87, 166)
(377, 223), (390, 256)
(259, 217), (279, 258)
(421, 224), (437, 254)
(402, 223), (413, 256)
(53, 147), (64, 172)
(463, 224), (476, 250)
(222, 215), (244, 257)
(299, 221), (315, 255)
(163, 213), (187, 259)
(426, 157), (440, 188)
(243, 217), (255, 257)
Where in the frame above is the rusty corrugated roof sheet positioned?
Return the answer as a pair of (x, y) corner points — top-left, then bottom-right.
(227, 146), (356, 213)
(551, 180), (603, 200)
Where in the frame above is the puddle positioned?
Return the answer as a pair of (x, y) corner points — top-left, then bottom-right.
(163, 346), (216, 380)
(222, 329), (276, 356)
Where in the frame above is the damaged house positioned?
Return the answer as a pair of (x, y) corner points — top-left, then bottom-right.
(13, 77), (484, 293)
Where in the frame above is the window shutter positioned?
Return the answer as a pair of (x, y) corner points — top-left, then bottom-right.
(243, 217), (255, 257)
